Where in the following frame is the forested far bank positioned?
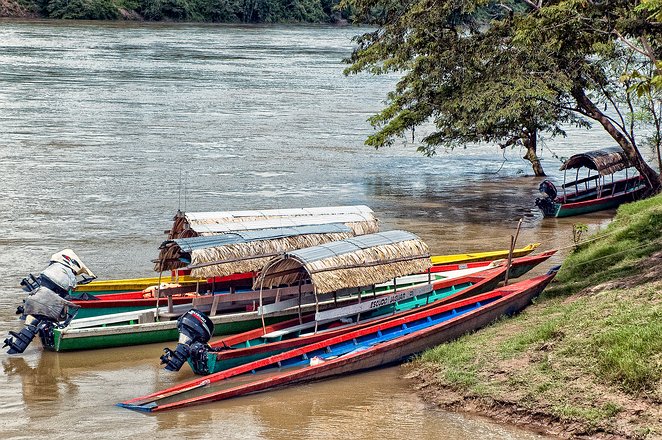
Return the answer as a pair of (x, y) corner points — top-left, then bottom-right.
(0, 0), (351, 23)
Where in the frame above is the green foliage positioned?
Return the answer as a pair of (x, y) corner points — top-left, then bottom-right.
(637, 0), (662, 22)
(46, 0), (119, 19)
(136, 0), (329, 22)
(342, 0), (662, 183)
(25, 0), (339, 22)
(572, 222), (588, 244)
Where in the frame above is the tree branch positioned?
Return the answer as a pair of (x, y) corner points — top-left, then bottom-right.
(613, 29), (652, 60)
(521, 0), (541, 11)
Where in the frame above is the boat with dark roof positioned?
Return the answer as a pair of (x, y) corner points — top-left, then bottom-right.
(535, 147), (646, 217)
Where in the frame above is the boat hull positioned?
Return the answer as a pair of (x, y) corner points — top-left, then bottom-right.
(429, 243), (539, 265)
(118, 272), (555, 412)
(540, 177), (646, 218)
(51, 315), (292, 351)
(195, 250), (555, 374)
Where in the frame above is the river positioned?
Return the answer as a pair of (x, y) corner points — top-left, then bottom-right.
(0, 19), (623, 439)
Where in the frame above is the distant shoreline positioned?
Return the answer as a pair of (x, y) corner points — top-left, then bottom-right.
(0, 0), (353, 24)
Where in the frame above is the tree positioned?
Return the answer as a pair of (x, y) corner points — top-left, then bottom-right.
(343, 0), (662, 189)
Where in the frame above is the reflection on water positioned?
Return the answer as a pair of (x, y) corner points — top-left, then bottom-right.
(0, 19), (623, 439)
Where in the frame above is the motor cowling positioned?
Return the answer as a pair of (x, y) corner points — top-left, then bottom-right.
(160, 309), (214, 372)
(535, 180), (559, 216)
(538, 179), (558, 200)
(6, 251), (88, 354)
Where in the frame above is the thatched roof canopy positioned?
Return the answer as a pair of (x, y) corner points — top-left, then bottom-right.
(559, 147), (631, 176)
(166, 205), (376, 239)
(255, 230), (431, 294)
(154, 224), (358, 276)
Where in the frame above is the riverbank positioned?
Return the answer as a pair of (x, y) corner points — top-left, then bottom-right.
(408, 194), (662, 439)
(0, 0), (349, 23)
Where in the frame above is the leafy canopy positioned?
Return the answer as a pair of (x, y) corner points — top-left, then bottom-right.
(343, 0), (662, 165)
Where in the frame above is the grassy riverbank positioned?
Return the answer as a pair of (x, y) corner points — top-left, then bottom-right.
(409, 194), (662, 439)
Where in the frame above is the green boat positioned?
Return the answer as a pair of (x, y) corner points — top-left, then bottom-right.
(188, 266), (507, 374)
(535, 147), (646, 218)
(165, 249), (556, 374)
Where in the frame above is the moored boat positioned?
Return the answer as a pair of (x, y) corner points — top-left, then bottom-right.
(168, 250), (555, 374)
(69, 250), (555, 320)
(38, 230), (434, 352)
(429, 242), (540, 265)
(535, 147), (647, 217)
(183, 266), (504, 375)
(118, 269), (558, 412)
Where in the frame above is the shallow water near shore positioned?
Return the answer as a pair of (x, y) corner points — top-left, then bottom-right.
(0, 19), (627, 439)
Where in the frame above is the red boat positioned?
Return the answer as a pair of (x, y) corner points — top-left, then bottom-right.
(118, 268), (558, 412)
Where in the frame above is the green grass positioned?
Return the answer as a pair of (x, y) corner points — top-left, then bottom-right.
(551, 193), (662, 294)
(413, 194), (662, 437)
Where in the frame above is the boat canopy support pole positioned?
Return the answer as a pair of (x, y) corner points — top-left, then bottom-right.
(155, 268), (164, 322)
(356, 287), (362, 323)
(313, 287), (319, 334)
(298, 280), (302, 325)
(563, 169), (567, 200)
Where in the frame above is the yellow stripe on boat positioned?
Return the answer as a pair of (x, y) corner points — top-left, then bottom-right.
(76, 276), (204, 292)
(430, 242), (541, 265)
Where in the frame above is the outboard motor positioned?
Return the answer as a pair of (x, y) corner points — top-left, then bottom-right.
(160, 309), (214, 372)
(4, 249), (95, 354)
(4, 289), (80, 354)
(538, 179), (558, 200)
(535, 180), (558, 216)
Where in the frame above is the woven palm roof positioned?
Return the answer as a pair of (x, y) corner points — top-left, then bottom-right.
(154, 224), (357, 276)
(167, 205), (376, 239)
(255, 230), (432, 294)
(559, 147), (631, 176)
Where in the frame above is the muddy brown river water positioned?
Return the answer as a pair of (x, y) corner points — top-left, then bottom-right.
(0, 19), (626, 439)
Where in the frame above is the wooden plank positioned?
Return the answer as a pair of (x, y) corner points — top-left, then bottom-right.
(210, 295), (220, 317)
(191, 284), (314, 308)
(258, 297), (301, 315)
(138, 311), (155, 324)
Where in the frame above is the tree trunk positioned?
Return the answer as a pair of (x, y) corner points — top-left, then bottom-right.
(572, 87), (662, 194)
(523, 128), (546, 177)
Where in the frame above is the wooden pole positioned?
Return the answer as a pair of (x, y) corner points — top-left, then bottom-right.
(504, 235), (515, 286)
(504, 218), (523, 286)
(155, 269), (163, 321)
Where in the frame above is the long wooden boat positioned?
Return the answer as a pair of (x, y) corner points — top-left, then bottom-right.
(536, 147), (646, 218)
(429, 242), (539, 265)
(186, 265), (507, 375)
(72, 243), (540, 295)
(118, 269), (557, 412)
(183, 251), (555, 375)
(46, 282), (395, 351)
(41, 231), (432, 351)
(74, 274), (206, 294)
(69, 273), (254, 319)
(68, 250), (555, 320)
